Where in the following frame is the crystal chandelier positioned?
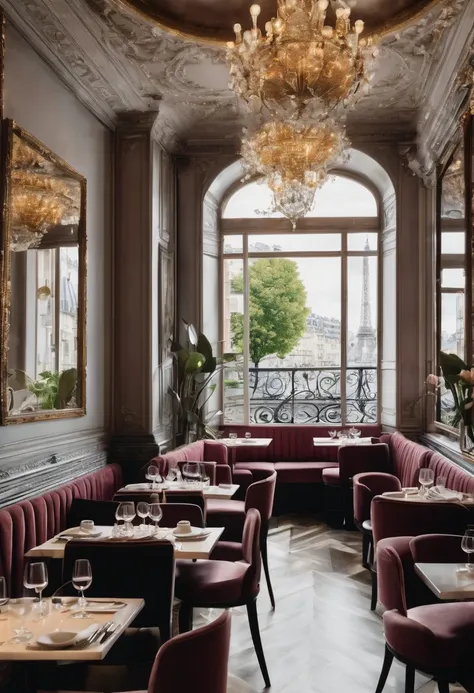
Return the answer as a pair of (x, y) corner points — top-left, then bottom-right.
(10, 173), (79, 252)
(227, 0), (378, 120)
(241, 119), (349, 229)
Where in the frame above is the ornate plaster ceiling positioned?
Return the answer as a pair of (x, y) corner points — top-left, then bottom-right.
(0, 0), (470, 150)
(118, 0), (448, 44)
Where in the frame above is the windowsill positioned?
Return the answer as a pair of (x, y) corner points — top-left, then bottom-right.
(420, 431), (474, 474)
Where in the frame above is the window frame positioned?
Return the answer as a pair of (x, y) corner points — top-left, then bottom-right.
(219, 176), (382, 426)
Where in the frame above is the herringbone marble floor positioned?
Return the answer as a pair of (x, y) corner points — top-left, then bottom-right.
(197, 515), (467, 693)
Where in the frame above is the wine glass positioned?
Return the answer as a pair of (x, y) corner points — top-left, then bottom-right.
(436, 476), (447, 491)
(461, 527), (474, 571)
(183, 462), (201, 487)
(245, 431), (252, 440)
(418, 468), (435, 497)
(0, 577), (8, 609)
(149, 502), (163, 537)
(24, 562), (48, 616)
(328, 430), (337, 439)
(146, 465), (160, 490)
(115, 501), (135, 536)
(137, 502), (150, 532)
(72, 559), (93, 618)
(229, 432), (237, 441)
(166, 464), (178, 483)
(200, 463), (210, 488)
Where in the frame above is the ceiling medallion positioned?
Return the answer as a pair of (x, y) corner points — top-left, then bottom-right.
(241, 119), (349, 229)
(227, 1), (378, 120)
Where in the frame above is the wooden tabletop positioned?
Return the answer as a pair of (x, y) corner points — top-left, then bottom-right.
(120, 483), (239, 500)
(26, 526), (225, 561)
(313, 437), (373, 446)
(414, 562), (474, 600)
(0, 598), (144, 660)
(219, 438), (272, 448)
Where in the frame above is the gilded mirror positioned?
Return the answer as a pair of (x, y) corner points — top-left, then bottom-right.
(0, 120), (86, 424)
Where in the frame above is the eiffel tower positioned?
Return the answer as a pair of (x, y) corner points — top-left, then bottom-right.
(350, 237), (376, 365)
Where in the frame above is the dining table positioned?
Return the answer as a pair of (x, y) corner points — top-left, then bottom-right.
(219, 438), (273, 467)
(0, 597), (144, 661)
(414, 562), (474, 600)
(118, 482), (240, 500)
(313, 436), (374, 446)
(26, 526), (225, 562)
(381, 488), (474, 505)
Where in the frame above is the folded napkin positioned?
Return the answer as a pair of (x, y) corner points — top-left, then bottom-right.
(426, 486), (461, 501)
(124, 483), (151, 490)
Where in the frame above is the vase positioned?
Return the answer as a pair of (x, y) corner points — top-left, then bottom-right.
(459, 421), (474, 454)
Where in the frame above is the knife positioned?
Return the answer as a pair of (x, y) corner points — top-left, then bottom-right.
(97, 622), (118, 644)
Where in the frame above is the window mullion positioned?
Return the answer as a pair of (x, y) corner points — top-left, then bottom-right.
(243, 235), (250, 425)
(341, 233), (347, 426)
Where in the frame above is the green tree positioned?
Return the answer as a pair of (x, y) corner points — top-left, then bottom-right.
(230, 258), (309, 367)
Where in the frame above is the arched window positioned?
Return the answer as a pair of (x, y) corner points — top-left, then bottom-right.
(221, 174), (380, 425)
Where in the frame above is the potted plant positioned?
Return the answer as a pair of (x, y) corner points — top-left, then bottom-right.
(437, 351), (474, 452)
(168, 320), (239, 445)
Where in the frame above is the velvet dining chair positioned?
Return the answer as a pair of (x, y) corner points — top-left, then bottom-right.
(352, 472), (402, 610)
(110, 611), (231, 693)
(375, 545), (474, 693)
(206, 470), (277, 609)
(67, 498), (119, 528)
(175, 508), (271, 689)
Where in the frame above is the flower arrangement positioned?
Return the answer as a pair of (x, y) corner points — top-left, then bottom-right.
(431, 352), (474, 451)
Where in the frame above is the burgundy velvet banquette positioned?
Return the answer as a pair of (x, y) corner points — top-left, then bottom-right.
(0, 463), (123, 597)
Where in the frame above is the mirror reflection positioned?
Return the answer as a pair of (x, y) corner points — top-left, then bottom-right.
(2, 122), (86, 422)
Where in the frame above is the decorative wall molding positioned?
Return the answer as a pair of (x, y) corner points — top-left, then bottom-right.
(0, 428), (107, 507)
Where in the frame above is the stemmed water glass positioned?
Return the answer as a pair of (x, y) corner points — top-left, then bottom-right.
(24, 562), (48, 616)
(461, 527), (474, 572)
(116, 501), (136, 536)
(182, 462), (202, 487)
(137, 502), (150, 532)
(418, 468), (435, 497)
(0, 577), (8, 609)
(146, 465), (161, 490)
(149, 502), (163, 537)
(200, 463), (210, 488)
(245, 432), (252, 440)
(229, 432), (237, 441)
(72, 559), (93, 618)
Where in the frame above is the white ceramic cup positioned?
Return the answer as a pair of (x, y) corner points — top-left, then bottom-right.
(176, 520), (192, 534)
(80, 520), (95, 533)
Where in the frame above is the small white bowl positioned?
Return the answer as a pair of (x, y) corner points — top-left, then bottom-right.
(176, 520), (192, 535)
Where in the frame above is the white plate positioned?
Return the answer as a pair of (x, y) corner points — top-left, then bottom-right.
(36, 624), (98, 649)
(218, 484), (233, 489)
(58, 528), (102, 539)
(172, 527), (206, 539)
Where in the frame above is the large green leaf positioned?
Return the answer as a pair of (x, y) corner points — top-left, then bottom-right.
(185, 351), (206, 373)
(440, 351), (468, 375)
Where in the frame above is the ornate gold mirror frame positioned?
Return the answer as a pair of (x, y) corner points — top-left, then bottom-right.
(0, 120), (87, 424)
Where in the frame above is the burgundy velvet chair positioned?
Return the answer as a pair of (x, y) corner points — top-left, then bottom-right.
(67, 498), (119, 528)
(175, 508), (271, 688)
(206, 470), (277, 609)
(125, 610), (231, 693)
(375, 545), (474, 693)
(409, 533), (465, 565)
(63, 539), (175, 643)
(352, 472), (401, 610)
(322, 443), (390, 527)
(160, 502), (204, 529)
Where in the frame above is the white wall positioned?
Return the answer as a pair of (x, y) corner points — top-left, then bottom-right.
(0, 27), (111, 469)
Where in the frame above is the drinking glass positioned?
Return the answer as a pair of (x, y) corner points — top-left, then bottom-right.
(200, 463), (210, 488)
(9, 598), (34, 643)
(418, 468), (435, 497)
(328, 430), (337, 439)
(24, 562), (48, 616)
(165, 464), (178, 483)
(149, 502), (163, 537)
(229, 432), (237, 440)
(461, 527), (474, 571)
(245, 432), (252, 440)
(137, 502), (150, 531)
(72, 559), (93, 618)
(436, 476), (447, 490)
(183, 462), (201, 487)
(0, 577), (8, 608)
(146, 465), (160, 490)
(116, 501), (135, 536)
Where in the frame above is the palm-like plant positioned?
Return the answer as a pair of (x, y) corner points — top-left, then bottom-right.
(168, 320), (238, 444)
(439, 351), (474, 448)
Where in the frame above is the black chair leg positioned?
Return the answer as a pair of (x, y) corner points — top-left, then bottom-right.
(375, 645), (394, 693)
(405, 665), (415, 693)
(437, 681), (450, 693)
(261, 524), (275, 610)
(370, 568), (377, 611)
(362, 532), (370, 570)
(246, 598), (271, 688)
(178, 602), (193, 634)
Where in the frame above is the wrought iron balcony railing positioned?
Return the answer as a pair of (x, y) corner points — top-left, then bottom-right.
(224, 366), (378, 424)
